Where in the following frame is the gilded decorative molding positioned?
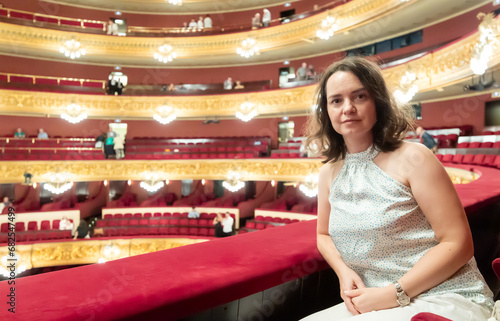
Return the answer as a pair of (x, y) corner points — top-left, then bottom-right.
(0, 238), (207, 270)
(0, 86), (317, 119)
(0, 159), (323, 184)
(0, 0), (405, 65)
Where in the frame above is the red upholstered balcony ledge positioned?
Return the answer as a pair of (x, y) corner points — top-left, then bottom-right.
(443, 164), (500, 213)
(0, 220), (326, 321)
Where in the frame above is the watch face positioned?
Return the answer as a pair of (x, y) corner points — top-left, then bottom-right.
(397, 293), (410, 306)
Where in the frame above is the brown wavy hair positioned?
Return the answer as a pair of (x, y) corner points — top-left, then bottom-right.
(305, 56), (414, 164)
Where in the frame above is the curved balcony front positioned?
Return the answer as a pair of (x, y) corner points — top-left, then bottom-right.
(0, 0), (487, 67)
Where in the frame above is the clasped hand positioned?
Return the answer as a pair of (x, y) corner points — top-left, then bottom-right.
(339, 269), (398, 315)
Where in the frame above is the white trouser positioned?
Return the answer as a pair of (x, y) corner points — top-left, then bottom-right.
(300, 293), (492, 321)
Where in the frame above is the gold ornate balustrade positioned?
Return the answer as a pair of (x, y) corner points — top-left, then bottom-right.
(0, 71), (105, 88)
(0, 158), (323, 184)
(0, 0), (407, 66)
(0, 238), (208, 271)
(1, 15), (499, 120)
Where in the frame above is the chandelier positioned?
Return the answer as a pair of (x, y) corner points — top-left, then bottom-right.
(59, 39), (86, 59)
(470, 13), (498, 75)
(153, 105), (176, 124)
(140, 172), (165, 193)
(61, 103), (87, 124)
(316, 15), (338, 40)
(1, 254), (26, 278)
(235, 102), (258, 122)
(393, 71), (418, 103)
(44, 172), (73, 195)
(222, 171), (245, 192)
(154, 44), (177, 63)
(299, 174), (318, 197)
(168, 0), (182, 5)
(236, 38), (259, 58)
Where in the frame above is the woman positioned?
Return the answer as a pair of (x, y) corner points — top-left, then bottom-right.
(73, 220), (89, 240)
(302, 57), (493, 320)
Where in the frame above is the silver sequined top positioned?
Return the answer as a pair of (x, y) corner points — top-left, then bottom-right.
(328, 146), (494, 307)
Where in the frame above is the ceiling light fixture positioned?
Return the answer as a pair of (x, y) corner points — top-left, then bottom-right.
(153, 105), (176, 124)
(140, 172), (165, 193)
(61, 103), (87, 124)
(316, 15), (338, 40)
(222, 171), (245, 192)
(59, 39), (86, 59)
(394, 71), (418, 103)
(44, 172), (73, 195)
(299, 174), (319, 197)
(168, 0), (183, 5)
(235, 102), (258, 122)
(237, 38), (259, 58)
(154, 44), (177, 63)
(470, 13), (498, 75)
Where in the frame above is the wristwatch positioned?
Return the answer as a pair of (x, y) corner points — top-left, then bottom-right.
(393, 281), (410, 307)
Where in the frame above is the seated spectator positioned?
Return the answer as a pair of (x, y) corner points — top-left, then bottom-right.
(95, 132), (105, 148)
(37, 128), (48, 139)
(14, 128), (25, 138)
(168, 83), (176, 91)
(188, 19), (198, 31)
(234, 80), (245, 89)
(73, 220), (90, 240)
(204, 15), (212, 29)
(306, 64), (317, 80)
(188, 206), (200, 218)
(59, 216), (74, 231)
(252, 13), (261, 29)
(213, 212), (233, 237)
(296, 62), (308, 81)
(104, 127), (116, 159)
(223, 77), (233, 90)
(0, 196), (12, 213)
(197, 16), (204, 30)
(181, 22), (189, 32)
(107, 76), (124, 95)
(416, 126), (438, 153)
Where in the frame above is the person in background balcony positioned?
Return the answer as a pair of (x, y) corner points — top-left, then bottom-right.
(252, 13), (261, 29)
(181, 22), (189, 32)
(262, 9), (271, 27)
(234, 80), (245, 89)
(301, 57), (493, 321)
(188, 19), (198, 31)
(59, 216), (74, 231)
(188, 206), (200, 218)
(168, 83), (176, 91)
(14, 128), (25, 138)
(204, 15), (212, 29)
(197, 16), (204, 30)
(296, 62), (309, 81)
(307, 64), (317, 80)
(37, 128), (48, 139)
(223, 77), (233, 90)
(95, 132), (105, 148)
(73, 220), (90, 240)
(416, 126), (438, 153)
(106, 18), (118, 36)
(113, 134), (125, 159)
(0, 196), (12, 213)
(213, 212), (233, 237)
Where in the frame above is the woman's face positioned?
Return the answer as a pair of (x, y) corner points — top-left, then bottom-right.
(325, 71), (377, 140)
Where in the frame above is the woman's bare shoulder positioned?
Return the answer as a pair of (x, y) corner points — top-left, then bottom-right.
(319, 160), (344, 187)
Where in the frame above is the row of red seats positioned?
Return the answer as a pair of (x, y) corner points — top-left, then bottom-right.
(103, 212), (221, 219)
(254, 216), (301, 224)
(270, 151), (305, 158)
(456, 142), (500, 148)
(482, 130), (500, 135)
(122, 152), (258, 160)
(129, 145), (266, 153)
(0, 141), (95, 147)
(1, 219), (70, 233)
(1, 153), (105, 161)
(97, 217), (215, 228)
(0, 230), (72, 243)
(437, 154), (500, 168)
(101, 226), (215, 237)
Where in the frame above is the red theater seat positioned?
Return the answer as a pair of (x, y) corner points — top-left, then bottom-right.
(480, 142), (493, 148)
(198, 228), (209, 236)
(115, 214), (123, 219)
(15, 222), (25, 232)
(471, 154), (485, 165)
(133, 213), (142, 218)
(493, 142), (500, 149)
(179, 227), (189, 235)
(468, 142), (481, 148)
(451, 154), (464, 164)
(129, 219), (139, 226)
(462, 154), (475, 165)
(456, 142), (469, 148)
(60, 230), (72, 239)
(441, 154), (453, 163)
(435, 154), (443, 162)
(96, 220), (106, 228)
(188, 227), (198, 235)
(153, 212), (162, 217)
(1, 223), (8, 233)
(482, 154), (497, 167)
(139, 219), (149, 226)
(143, 213), (152, 218)
(124, 213), (133, 218)
(105, 228), (117, 237)
(27, 221), (38, 231)
(52, 220), (60, 230)
(104, 214), (113, 220)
